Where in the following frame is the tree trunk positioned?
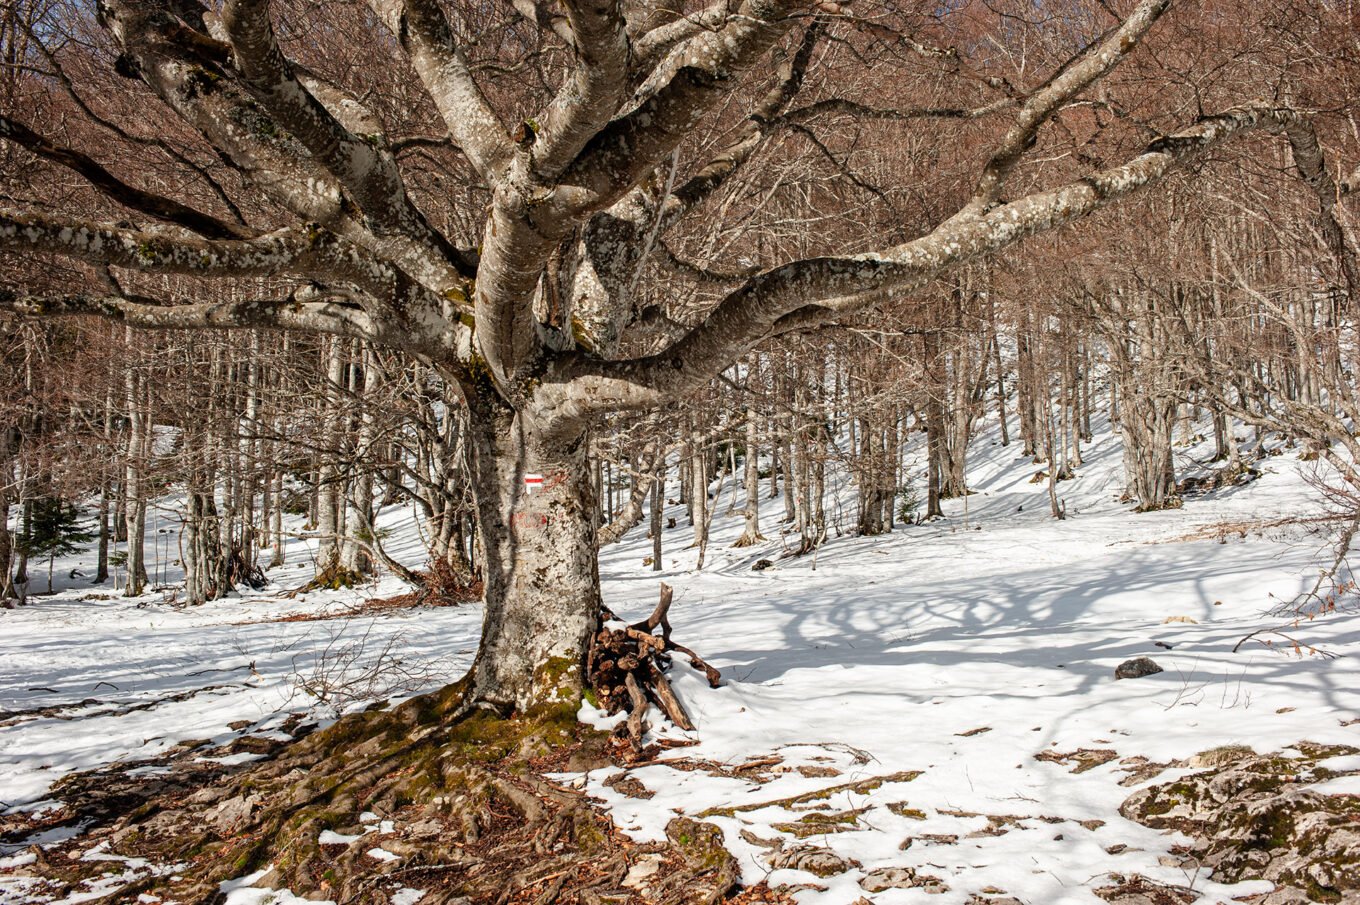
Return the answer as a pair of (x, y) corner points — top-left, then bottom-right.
(124, 366), (148, 598)
(599, 443), (658, 546)
(315, 339), (345, 575)
(1119, 391), (1179, 511)
(689, 432), (709, 552)
(734, 408), (764, 547)
(650, 459), (663, 571)
(343, 346), (376, 576)
(0, 478), (11, 603)
(461, 392), (600, 712)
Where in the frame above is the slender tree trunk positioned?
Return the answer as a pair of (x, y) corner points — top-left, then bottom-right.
(0, 473), (11, 605)
(316, 339), (345, 575)
(343, 345), (376, 575)
(734, 408), (764, 547)
(600, 443), (659, 546)
(689, 432), (709, 552)
(990, 299), (1010, 447)
(14, 495), (31, 603)
(650, 459), (663, 571)
(94, 388), (114, 584)
(124, 364), (148, 598)
(270, 469), (285, 567)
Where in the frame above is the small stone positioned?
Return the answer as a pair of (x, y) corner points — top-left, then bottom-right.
(860, 866), (918, 892)
(767, 844), (855, 877)
(918, 833), (958, 845)
(1188, 745), (1253, 768)
(1114, 657), (1163, 680)
(796, 765), (841, 778)
(860, 866), (948, 894)
(752, 559), (775, 571)
(604, 771), (654, 799)
(407, 820), (443, 838)
(622, 854), (663, 890)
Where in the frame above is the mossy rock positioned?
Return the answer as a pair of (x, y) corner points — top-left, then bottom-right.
(772, 807), (868, 838)
(664, 816), (741, 901)
(1121, 742), (1360, 902)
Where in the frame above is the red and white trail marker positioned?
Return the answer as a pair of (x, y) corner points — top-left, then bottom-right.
(523, 473), (544, 494)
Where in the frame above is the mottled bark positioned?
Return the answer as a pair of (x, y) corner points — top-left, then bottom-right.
(462, 390), (600, 711)
(0, 0), (1351, 712)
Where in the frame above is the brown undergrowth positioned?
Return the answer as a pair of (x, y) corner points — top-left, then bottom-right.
(241, 560), (483, 625)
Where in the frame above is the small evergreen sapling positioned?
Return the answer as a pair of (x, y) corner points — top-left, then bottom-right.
(17, 498), (95, 594)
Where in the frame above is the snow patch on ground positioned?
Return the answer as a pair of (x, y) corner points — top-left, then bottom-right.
(2, 412), (1358, 904)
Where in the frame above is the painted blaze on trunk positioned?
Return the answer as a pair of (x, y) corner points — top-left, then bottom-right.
(465, 397), (602, 713)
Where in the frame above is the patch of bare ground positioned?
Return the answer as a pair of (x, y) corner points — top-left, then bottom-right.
(238, 562), (483, 626)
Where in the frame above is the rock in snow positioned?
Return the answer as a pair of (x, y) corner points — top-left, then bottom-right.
(1114, 657), (1164, 679)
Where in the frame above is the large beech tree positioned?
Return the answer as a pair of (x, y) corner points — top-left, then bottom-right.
(1, 0), (1356, 713)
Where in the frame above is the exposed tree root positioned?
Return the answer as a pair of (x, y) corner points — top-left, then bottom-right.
(1, 596), (737, 904)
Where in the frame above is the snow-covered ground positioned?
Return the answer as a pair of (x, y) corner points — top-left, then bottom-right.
(3, 411), (1359, 904)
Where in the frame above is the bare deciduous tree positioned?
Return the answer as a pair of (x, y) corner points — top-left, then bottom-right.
(2, 0), (1356, 716)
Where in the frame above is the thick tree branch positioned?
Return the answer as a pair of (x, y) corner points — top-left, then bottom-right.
(5, 22), (250, 227)
(631, 0), (733, 74)
(510, 0), (576, 46)
(1283, 122), (1360, 303)
(551, 106), (1318, 415)
(554, 0), (805, 213)
(659, 23), (821, 226)
(220, 0), (476, 298)
(0, 209), (453, 343)
(778, 96), (1012, 129)
(531, 0), (632, 179)
(364, 0), (514, 178)
(952, 0), (1173, 221)
(0, 114), (247, 240)
(0, 291), (375, 338)
(97, 3), (366, 250)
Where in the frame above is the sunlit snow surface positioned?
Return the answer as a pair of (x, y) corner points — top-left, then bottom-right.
(3, 413), (1359, 904)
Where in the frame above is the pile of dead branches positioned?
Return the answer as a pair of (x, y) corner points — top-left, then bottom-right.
(589, 584), (722, 750)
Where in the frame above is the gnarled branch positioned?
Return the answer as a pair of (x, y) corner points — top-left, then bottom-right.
(952, 0), (1173, 221)
(364, 0), (513, 178)
(0, 291), (375, 338)
(553, 105), (1328, 414)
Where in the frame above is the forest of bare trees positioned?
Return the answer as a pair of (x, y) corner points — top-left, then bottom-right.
(3, 0), (1357, 664)
(1, 0), (1359, 896)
